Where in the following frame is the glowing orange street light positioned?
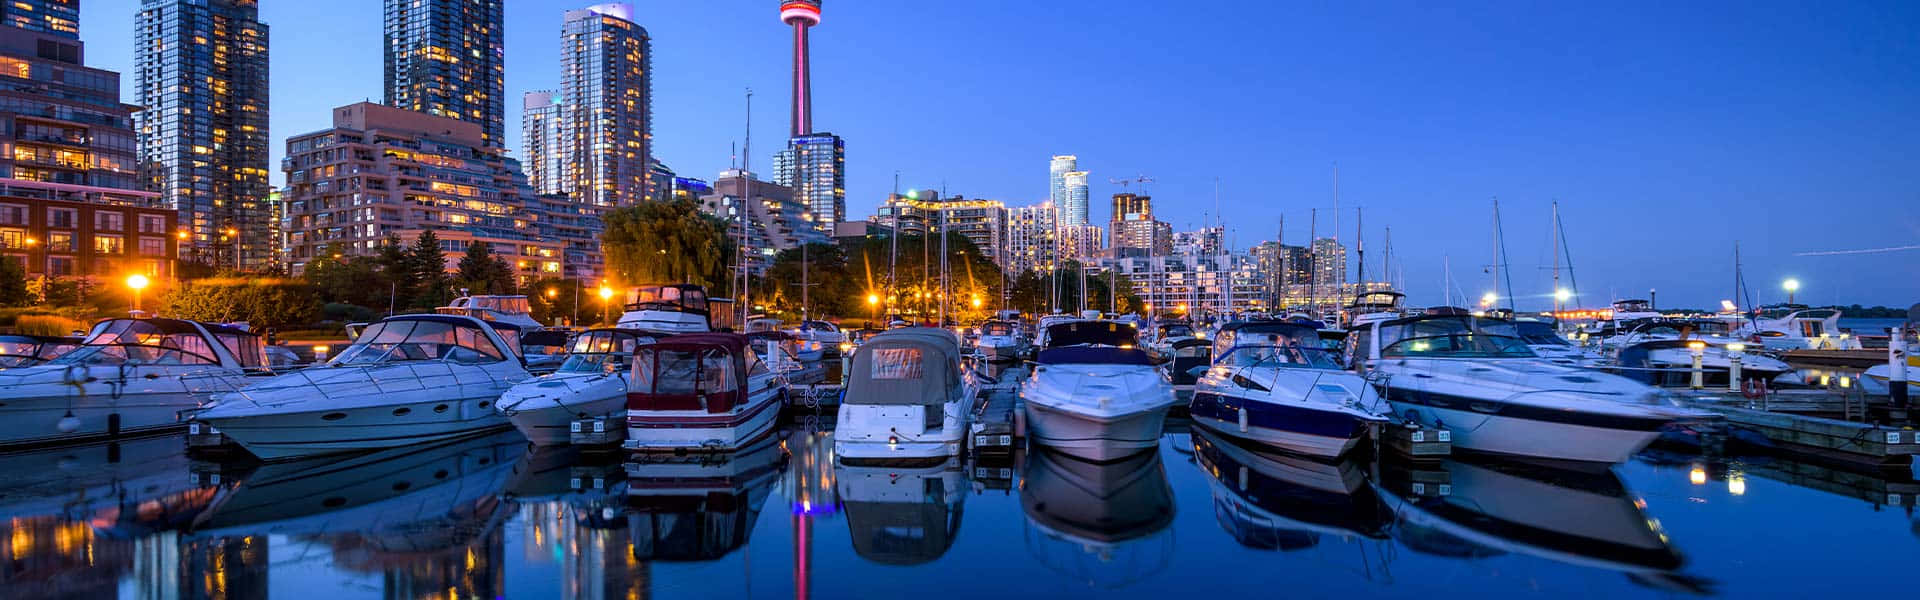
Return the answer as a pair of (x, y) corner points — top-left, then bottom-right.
(126, 274), (150, 312)
(598, 285), (614, 324)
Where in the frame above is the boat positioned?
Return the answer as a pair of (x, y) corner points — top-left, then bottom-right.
(1339, 290), (1406, 330)
(0, 334), (80, 368)
(517, 329), (573, 374)
(623, 333), (785, 452)
(437, 294), (545, 330)
(974, 319), (1028, 362)
(835, 328), (975, 463)
(1191, 428), (1392, 551)
(497, 328), (653, 445)
(1022, 319), (1176, 462)
(1350, 313), (1710, 464)
(1188, 321), (1392, 459)
(1019, 447), (1174, 589)
(616, 284), (717, 334)
(1734, 306), (1862, 351)
(624, 433), (787, 562)
(837, 452), (967, 566)
(1164, 337), (1211, 399)
(195, 314), (530, 460)
(1143, 319), (1199, 360)
(746, 330), (826, 384)
(1863, 356), (1918, 394)
(1375, 455), (1706, 592)
(0, 318), (268, 449)
(1604, 318), (1800, 386)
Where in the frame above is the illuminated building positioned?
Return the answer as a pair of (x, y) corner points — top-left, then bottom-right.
(874, 190), (1008, 267)
(282, 102), (601, 283)
(1048, 155), (1087, 226)
(558, 3), (651, 206)
(670, 176), (711, 202)
(384, 0), (505, 148)
(1310, 237), (1348, 287)
(1109, 192), (1170, 258)
(521, 90), (566, 195)
(1173, 227), (1224, 256)
(781, 0), (821, 137)
(772, 132), (844, 231)
(1062, 224), (1105, 261)
(1105, 252), (1268, 317)
(135, 0), (270, 270)
(2, 0), (75, 38)
(1006, 200), (1058, 275)
(700, 169), (824, 275)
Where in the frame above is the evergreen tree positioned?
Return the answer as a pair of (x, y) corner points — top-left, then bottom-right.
(0, 257), (28, 306)
(408, 231), (450, 310)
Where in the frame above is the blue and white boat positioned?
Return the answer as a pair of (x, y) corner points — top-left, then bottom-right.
(1188, 321), (1392, 459)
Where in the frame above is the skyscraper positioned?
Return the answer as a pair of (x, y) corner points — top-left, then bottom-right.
(1109, 193), (1170, 258)
(772, 133), (844, 229)
(385, 0), (505, 148)
(1311, 237), (1348, 286)
(1061, 170), (1090, 227)
(136, 0), (271, 269)
(1006, 201), (1058, 275)
(775, 1), (843, 229)
(558, 3), (650, 206)
(521, 90), (567, 196)
(2, 0), (75, 38)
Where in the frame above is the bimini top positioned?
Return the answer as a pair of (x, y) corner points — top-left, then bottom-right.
(1357, 314), (1535, 360)
(1043, 320), (1139, 349)
(625, 284), (711, 314)
(59, 318), (262, 368)
(629, 333), (763, 413)
(326, 314), (516, 366)
(1212, 320), (1321, 355)
(1036, 346), (1156, 366)
(847, 328), (964, 406)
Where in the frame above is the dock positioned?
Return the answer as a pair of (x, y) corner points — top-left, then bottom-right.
(1681, 390), (1919, 466)
(969, 387), (1021, 456)
(1376, 422), (1451, 460)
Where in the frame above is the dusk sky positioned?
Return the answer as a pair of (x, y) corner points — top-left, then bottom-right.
(79, 1), (1919, 309)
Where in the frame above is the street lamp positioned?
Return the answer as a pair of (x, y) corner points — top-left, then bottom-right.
(1480, 292), (1497, 309)
(1553, 288), (1572, 313)
(866, 293), (880, 326)
(1783, 278), (1800, 304)
(598, 285), (614, 325)
(126, 274), (150, 313)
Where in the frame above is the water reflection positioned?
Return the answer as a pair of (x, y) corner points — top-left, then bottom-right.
(623, 432), (788, 562)
(1377, 455), (1711, 594)
(190, 428), (525, 599)
(1192, 428), (1392, 549)
(511, 446), (643, 600)
(0, 435), (224, 598)
(1020, 446), (1175, 589)
(836, 451), (965, 565)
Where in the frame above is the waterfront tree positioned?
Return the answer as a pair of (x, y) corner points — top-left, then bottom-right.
(601, 199), (732, 291)
(0, 257), (28, 306)
(454, 241), (518, 295)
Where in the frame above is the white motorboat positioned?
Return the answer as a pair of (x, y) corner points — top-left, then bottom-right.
(1188, 321), (1393, 459)
(616, 284), (716, 334)
(0, 334), (80, 369)
(1019, 447), (1174, 589)
(196, 314), (531, 460)
(0, 318), (267, 449)
(791, 319), (846, 345)
(1340, 290), (1407, 331)
(1604, 319), (1799, 386)
(1734, 306), (1862, 351)
(498, 328), (653, 445)
(1143, 320), (1199, 360)
(438, 294), (545, 330)
(1191, 428), (1392, 549)
(1022, 320), (1177, 462)
(1863, 356), (1918, 393)
(1352, 314), (1710, 464)
(624, 433), (787, 561)
(836, 328), (975, 462)
(517, 329), (573, 374)
(1164, 338), (1212, 399)
(623, 333), (785, 451)
(837, 453), (967, 566)
(1375, 456), (1700, 592)
(974, 319), (1028, 362)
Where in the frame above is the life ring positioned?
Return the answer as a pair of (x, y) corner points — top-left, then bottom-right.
(1742, 377), (1764, 399)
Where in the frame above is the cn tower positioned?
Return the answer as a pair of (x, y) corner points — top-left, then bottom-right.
(780, 0), (822, 137)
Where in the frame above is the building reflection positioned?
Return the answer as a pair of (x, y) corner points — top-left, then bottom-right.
(785, 429), (839, 600)
(514, 445), (648, 600)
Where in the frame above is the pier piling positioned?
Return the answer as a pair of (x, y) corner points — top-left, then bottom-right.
(1891, 327), (1909, 411)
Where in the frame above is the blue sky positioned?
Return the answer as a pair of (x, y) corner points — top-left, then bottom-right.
(78, 1), (1919, 309)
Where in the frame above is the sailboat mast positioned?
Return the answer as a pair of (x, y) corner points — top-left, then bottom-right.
(739, 89), (753, 325)
(1552, 201), (1561, 314)
(1356, 207), (1366, 286)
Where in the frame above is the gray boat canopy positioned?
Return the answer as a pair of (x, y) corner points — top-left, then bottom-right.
(846, 328), (964, 406)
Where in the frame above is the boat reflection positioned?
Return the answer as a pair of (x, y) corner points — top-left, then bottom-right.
(1020, 446), (1174, 589)
(0, 435), (228, 598)
(1192, 427), (1392, 552)
(623, 432), (788, 561)
(1376, 455), (1711, 594)
(189, 428), (525, 599)
(836, 451), (966, 565)
(512, 445), (648, 600)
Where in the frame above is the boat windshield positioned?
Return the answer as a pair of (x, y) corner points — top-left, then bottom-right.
(1378, 317), (1537, 359)
(54, 320), (224, 366)
(1158, 324), (1195, 338)
(1514, 321), (1570, 346)
(635, 347), (738, 394)
(0, 337), (74, 367)
(559, 330), (644, 373)
(1219, 344), (1343, 370)
(627, 286), (708, 312)
(329, 319), (506, 365)
(981, 322), (1017, 336)
(801, 320), (838, 332)
(1044, 321), (1139, 348)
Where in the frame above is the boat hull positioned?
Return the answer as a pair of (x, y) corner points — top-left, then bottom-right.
(499, 374), (628, 445)
(0, 392), (202, 449)
(203, 394), (511, 460)
(624, 392), (783, 452)
(1024, 401), (1170, 461)
(1188, 391), (1374, 459)
(1384, 390), (1663, 464)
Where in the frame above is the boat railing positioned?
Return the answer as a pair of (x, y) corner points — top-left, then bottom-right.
(218, 361), (525, 408)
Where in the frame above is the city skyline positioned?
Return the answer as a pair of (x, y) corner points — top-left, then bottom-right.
(71, 1), (1920, 307)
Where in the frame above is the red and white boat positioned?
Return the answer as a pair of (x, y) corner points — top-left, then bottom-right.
(623, 333), (785, 452)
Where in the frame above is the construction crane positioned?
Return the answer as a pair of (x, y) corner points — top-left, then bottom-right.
(1108, 174), (1155, 194)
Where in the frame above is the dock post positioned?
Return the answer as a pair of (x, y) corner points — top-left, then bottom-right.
(1728, 343), (1745, 392)
(1892, 327), (1910, 411)
(1689, 341), (1706, 390)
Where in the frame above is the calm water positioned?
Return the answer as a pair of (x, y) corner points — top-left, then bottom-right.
(2, 416), (1915, 600)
